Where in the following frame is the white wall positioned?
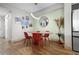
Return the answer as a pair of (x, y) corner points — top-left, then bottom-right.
(0, 16), (5, 37)
(0, 7), (8, 15)
(64, 3), (72, 49)
(0, 7), (9, 39)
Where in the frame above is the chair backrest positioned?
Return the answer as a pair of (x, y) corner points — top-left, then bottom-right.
(32, 32), (42, 42)
(44, 33), (49, 37)
(44, 31), (50, 37)
(24, 32), (29, 39)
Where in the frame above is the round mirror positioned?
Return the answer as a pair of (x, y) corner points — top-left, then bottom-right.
(39, 16), (49, 27)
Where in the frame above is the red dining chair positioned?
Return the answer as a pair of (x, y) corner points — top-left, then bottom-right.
(24, 32), (32, 46)
(32, 32), (43, 47)
(43, 31), (50, 46)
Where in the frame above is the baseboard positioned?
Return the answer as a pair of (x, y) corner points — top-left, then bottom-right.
(64, 46), (72, 50)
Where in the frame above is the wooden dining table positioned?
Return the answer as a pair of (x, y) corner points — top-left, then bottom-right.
(27, 31), (53, 37)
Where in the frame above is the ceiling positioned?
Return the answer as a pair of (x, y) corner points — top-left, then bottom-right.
(0, 3), (56, 13)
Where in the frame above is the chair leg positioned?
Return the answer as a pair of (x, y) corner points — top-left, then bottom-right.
(26, 40), (28, 46)
(45, 37), (46, 46)
(30, 39), (33, 46)
(41, 40), (43, 47)
(27, 39), (30, 46)
(48, 38), (50, 47)
(24, 39), (28, 46)
(38, 42), (40, 47)
(28, 39), (30, 46)
(31, 39), (34, 49)
(24, 39), (26, 44)
(39, 40), (43, 47)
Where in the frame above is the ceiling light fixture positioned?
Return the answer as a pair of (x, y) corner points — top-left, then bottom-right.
(30, 13), (39, 20)
(30, 3), (40, 20)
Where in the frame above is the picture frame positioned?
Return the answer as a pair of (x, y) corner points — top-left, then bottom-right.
(15, 16), (21, 22)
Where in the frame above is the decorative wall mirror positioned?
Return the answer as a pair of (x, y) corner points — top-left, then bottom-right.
(39, 16), (49, 27)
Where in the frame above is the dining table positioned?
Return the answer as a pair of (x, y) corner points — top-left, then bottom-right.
(27, 31), (53, 37)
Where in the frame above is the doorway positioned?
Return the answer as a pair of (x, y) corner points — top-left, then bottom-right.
(0, 16), (5, 38)
(0, 14), (9, 39)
